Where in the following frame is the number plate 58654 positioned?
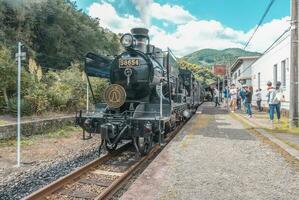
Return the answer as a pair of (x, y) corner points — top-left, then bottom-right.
(119, 58), (139, 68)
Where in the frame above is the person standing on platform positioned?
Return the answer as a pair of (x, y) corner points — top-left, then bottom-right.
(255, 88), (263, 112)
(266, 81), (279, 127)
(214, 87), (220, 107)
(275, 81), (285, 123)
(245, 86), (253, 118)
(229, 84), (237, 112)
(223, 86), (229, 107)
(237, 87), (241, 110)
(239, 86), (246, 111)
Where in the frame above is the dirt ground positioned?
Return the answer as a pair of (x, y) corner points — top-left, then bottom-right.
(0, 113), (72, 125)
(0, 127), (101, 171)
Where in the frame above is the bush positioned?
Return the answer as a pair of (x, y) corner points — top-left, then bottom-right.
(89, 77), (109, 103)
(47, 64), (86, 112)
(1, 59), (109, 115)
(6, 97), (34, 116)
(0, 98), (7, 114)
(23, 74), (50, 114)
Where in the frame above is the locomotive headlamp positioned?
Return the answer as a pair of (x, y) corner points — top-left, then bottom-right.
(120, 33), (134, 48)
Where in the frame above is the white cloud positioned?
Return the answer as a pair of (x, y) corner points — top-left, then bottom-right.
(88, 1), (144, 33)
(88, 1), (290, 57)
(245, 16), (290, 52)
(150, 2), (196, 24)
(150, 20), (246, 56)
(130, 0), (153, 27)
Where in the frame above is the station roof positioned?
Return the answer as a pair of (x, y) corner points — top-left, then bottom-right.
(230, 56), (260, 72)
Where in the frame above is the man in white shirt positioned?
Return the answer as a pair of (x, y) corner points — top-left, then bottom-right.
(214, 88), (220, 107)
(255, 88), (262, 112)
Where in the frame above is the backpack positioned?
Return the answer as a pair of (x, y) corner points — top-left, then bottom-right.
(275, 91), (285, 102)
(268, 89), (279, 104)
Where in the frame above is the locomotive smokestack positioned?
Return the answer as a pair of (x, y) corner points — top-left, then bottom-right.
(131, 28), (149, 38)
(131, 28), (149, 53)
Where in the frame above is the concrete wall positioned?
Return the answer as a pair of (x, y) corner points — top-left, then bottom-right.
(251, 32), (291, 110)
(0, 116), (75, 140)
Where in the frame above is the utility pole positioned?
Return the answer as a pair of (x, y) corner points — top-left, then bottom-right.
(217, 77), (220, 98)
(16, 42), (22, 167)
(15, 42), (26, 167)
(290, 0), (299, 127)
(222, 75), (225, 102)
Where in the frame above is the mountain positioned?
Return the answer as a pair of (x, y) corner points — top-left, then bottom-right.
(182, 48), (261, 67)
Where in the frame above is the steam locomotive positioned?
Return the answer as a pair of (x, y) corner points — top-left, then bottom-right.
(76, 28), (204, 156)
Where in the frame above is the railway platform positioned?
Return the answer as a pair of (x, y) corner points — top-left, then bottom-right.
(120, 102), (299, 200)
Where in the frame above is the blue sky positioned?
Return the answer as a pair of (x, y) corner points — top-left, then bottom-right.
(75, 0), (291, 56)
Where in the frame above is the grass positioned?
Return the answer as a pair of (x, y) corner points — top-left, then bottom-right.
(0, 137), (34, 147)
(234, 111), (299, 151)
(242, 110), (299, 135)
(47, 126), (80, 138)
(0, 125), (81, 148)
(263, 116), (299, 135)
(0, 120), (7, 125)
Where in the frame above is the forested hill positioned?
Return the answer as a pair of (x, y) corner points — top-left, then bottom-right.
(0, 0), (121, 69)
(182, 48), (261, 67)
(0, 0), (121, 116)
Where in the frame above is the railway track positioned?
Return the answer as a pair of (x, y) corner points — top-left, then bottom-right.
(24, 123), (184, 200)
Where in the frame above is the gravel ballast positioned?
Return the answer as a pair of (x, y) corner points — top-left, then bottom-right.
(0, 132), (101, 200)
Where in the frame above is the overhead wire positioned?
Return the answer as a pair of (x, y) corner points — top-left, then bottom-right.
(243, 0), (276, 50)
(237, 27), (291, 77)
(228, 0), (283, 81)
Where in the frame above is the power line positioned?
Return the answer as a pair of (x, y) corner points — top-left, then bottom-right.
(238, 27), (290, 78)
(243, 0), (276, 50)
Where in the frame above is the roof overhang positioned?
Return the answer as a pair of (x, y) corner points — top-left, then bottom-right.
(237, 76), (251, 81)
(230, 56), (260, 72)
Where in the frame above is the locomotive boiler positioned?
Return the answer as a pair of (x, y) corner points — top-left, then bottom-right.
(76, 28), (204, 156)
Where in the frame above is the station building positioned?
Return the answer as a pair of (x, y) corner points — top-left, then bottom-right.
(230, 56), (259, 88)
(250, 31), (291, 110)
(229, 30), (299, 112)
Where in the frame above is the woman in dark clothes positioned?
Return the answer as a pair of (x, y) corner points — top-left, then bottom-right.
(245, 86), (253, 118)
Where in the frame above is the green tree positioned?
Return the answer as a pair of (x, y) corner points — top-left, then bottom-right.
(178, 60), (218, 87)
(0, 45), (16, 107)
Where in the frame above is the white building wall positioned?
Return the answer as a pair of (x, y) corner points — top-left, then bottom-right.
(232, 60), (254, 88)
(251, 33), (291, 110)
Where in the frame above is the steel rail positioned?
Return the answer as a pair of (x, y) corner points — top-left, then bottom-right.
(95, 123), (184, 200)
(24, 121), (186, 200)
(24, 144), (130, 200)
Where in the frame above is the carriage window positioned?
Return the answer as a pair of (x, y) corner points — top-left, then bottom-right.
(281, 60), (286, 87)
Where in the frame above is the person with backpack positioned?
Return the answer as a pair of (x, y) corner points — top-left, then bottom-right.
(275, 81), (285, 122)
(266, 81), (280, 127)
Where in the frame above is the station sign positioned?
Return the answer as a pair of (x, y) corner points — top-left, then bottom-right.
(212, 65), (226, 76)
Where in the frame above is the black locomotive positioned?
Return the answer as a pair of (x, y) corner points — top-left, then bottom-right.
(76, 28), (204, 156)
